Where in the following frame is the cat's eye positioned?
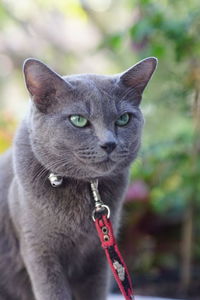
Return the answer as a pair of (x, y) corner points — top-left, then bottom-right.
(69, 115), (89, 128)
(115, 113), (130, 126)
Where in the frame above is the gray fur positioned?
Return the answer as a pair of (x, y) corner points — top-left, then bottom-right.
(0, 57), (157, 300)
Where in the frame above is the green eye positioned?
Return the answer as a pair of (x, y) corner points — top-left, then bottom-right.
(115, 113), (130, 126)
(69, 115), (88, 128)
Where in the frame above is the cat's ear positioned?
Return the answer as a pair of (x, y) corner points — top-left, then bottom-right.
(23, 58), (72, 112)
(119, 57), (157, 104)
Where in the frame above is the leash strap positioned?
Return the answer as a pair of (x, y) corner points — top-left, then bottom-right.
(90, 180), (134, 300)
(95, 214), (134, 300)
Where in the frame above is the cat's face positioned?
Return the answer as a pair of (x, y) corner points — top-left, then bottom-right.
(23, 58), (157, 180)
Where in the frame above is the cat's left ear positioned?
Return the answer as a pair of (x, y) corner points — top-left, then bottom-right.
(23, 58), (73, 112)
(119, 57), (158, 104)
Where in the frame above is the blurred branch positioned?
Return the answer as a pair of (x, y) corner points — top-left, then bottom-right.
(180, 205), (193, 295)
(80, 1), (130, 68)
(180, 63), (200, 294)
(80, 0), (107, 36)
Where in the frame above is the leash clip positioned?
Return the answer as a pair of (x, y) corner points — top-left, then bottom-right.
(90, 180), (110, 221)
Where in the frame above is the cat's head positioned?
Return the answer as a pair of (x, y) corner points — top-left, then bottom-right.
(23, 57), (157, 180)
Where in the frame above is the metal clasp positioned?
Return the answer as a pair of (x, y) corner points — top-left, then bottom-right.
(90, 180), (110, 221)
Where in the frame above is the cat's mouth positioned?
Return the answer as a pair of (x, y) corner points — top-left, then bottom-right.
(93, 157), (115, 167)
(77, 155), (115, 165)
(89, 160), (116, 176)
(75, 154), (116, 173)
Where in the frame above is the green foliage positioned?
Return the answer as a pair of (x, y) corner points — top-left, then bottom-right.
(132, 131), (200, 217)
(129, 1), (200, 61)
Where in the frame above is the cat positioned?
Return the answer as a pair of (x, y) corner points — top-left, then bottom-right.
(0, 57), (157, 300)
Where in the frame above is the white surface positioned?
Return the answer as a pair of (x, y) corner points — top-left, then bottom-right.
(108, 296), (183, 300)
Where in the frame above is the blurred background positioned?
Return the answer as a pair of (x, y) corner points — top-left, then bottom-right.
(0, 0), (200, 299)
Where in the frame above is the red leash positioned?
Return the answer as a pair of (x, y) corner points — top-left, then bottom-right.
(91, 180), (135, 300)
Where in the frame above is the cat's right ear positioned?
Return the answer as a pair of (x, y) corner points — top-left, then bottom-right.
(118, 57), (158, 105)
(23, 59), (73, 112)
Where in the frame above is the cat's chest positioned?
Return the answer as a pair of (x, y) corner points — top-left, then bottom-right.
(39, 200), (98, 260)
(32, 185), (95, 242)
(49, 184), (93, 223)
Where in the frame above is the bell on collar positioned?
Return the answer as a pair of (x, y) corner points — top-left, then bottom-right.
(48, 173), (63, 187)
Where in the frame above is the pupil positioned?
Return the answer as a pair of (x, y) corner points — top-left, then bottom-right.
(122, 114), (127, 121)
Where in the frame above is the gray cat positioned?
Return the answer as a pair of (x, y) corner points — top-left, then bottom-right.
(0, 57), (157, 300)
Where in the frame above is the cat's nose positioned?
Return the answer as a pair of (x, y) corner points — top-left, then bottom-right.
(100, 142), (117, 154)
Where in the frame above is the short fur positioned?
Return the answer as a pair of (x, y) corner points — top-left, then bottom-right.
(0, 57), (157, 300)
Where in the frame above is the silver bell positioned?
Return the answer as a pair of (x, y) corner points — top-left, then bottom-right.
(48, 173), (63, 187)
